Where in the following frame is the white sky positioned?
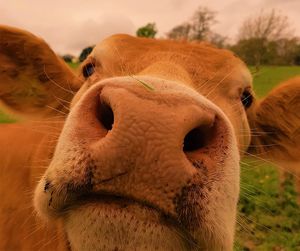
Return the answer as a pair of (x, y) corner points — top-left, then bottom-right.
(1, 0), (300, 56)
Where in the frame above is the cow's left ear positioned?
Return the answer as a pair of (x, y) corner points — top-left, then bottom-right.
(0, 25), (83, 118)
(247, 77), (300, 163)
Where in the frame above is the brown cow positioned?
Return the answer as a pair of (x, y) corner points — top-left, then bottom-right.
(0, 25), (299, 251)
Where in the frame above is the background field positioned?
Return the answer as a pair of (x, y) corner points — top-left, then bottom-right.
(235, 66), (300, 251)
(1, 65), (300, 250)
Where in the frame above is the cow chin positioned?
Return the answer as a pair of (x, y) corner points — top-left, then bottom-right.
(65, 202), (189, 251)
(64, 197), (235, 251)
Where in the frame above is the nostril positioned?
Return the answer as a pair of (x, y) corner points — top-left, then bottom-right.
(96, 100), (114, 131)
(183, 122), (216, 152)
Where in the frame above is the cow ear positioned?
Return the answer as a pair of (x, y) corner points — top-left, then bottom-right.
(0, 25), (83, 118)
(247, 77), (300, 163)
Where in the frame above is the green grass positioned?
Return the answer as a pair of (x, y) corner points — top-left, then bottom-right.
(1, 65), (300, 249)
(68, 61), (80, 69)
(0, 111), (16, 123)
(250, 66), (300, 98)
(235, 160), (300, 250)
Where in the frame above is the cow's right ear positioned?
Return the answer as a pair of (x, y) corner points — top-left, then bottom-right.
(0, 25), (83, 118)
(247, 77), (300, 163)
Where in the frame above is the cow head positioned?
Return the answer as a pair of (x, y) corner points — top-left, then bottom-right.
(0, 25), (298, 251)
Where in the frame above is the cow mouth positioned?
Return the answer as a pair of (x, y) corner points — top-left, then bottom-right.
(65, 192), (186, 229)
(63, 192), (199, 250)
(67, 192), (166, 216)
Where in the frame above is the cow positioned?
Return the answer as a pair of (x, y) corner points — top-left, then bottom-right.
(0, 25), (299, 251)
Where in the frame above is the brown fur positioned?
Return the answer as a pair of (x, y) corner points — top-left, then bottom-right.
(249, 77), (300, 160)
(0, 25), (299, 250)
(0, 122), (66, 250)
(248, 77), (300, 202)
(0, 25), (81, 117)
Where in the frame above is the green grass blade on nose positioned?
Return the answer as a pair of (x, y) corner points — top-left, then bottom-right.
(129, 75), (155, 92)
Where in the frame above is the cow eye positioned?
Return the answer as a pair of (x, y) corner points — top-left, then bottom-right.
(241, 90), (253, 109)
(83, 63), (95, 78)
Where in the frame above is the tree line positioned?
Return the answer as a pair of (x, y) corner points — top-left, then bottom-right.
(64, 7), (300, 66)
(136, 7), (300, 66)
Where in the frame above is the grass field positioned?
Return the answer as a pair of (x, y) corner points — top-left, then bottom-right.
(235, 66), (300, 250)
(235, 159), (300, 250)
(1, 65), (300, 250)
(251, 66), (300, 98)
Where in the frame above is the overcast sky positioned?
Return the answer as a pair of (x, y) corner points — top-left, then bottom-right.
(1, 0), (300, 55)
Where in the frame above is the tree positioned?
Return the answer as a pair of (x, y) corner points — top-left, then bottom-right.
(136, 23), (157, 38)
(189, 7), (217, 41)
(233, 9), (296, 66)
(207, 32), (227, 48)
(273, 38), (299, 65)
(238, 9), (292, 42)
(293, 44), (300, 65)
(231, 38), (270, 65)
(166, 6), (226, 47)
(79, 46), (95, 62)
(62, 54), (75, 63)
(167, 23), (191, 40)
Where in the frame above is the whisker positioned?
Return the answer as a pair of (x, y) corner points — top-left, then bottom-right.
(43, 65), (75, 94)
(46, 105), (68, 115)
(206, 68), (235, 98)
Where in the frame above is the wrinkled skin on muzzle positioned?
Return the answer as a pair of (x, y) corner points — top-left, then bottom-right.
(35, 76), (240, 250)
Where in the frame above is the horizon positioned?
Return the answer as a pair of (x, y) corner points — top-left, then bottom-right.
(1, 0), (300, 56)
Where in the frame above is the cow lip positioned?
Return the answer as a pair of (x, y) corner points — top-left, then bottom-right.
(64, 191), (190, 232)
(74, 192), (157, 209)
(67, 192), (171, 220)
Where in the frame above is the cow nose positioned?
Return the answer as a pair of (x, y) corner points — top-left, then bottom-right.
(96, 89), (216, 152)
(56, 78), (231, 216)
(97, 95), (216, 151)
(94, 85), (217, 161)
(83, 81), (225, 187)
